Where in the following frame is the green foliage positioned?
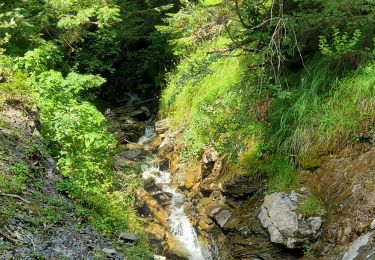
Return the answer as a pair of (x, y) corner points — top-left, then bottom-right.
(15, 43), (63, 74)
(267, 156), (296, 192)
(303, 241), (315, 255)
(159, 0), (375, 197)
(161, 36), (266, 159)
(236, 148), (269, 178)
(0, 0), (163, 256)
(33, 70), (140, 235)
(319, 29), (362, 58)
(269, 60), (375, 164)
(0, 162), (28, 193)
(297, 194), (325, 217)
(157, 2), (228, 56)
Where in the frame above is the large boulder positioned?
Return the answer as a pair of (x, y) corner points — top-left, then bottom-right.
(258, 192), (322, 249)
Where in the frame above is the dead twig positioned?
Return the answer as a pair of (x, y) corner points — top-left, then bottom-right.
(0, 193), (31, 203)
(0, 230), (17, 243)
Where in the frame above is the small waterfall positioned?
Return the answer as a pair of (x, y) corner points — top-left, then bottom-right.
(138, 120), (155, 145)
(142, 164), (209, 260)
(139, 123), (215, 260)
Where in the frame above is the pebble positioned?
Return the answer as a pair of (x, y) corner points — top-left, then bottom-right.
(370, 218), (375, 230)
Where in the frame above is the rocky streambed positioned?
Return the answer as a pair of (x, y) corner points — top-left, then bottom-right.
(107, 98), (375, 259)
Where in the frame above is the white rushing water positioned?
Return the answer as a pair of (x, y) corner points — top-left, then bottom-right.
(142, 165), (207, 260)
(138, 120), (155, 145)
(138, 123), (213, 260)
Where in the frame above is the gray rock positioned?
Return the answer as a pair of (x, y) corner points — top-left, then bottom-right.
(341, 231), (375, 260)
(258, 192), (322, 249)
(258, 193), (298, 246)
(119, 149), (143, 160)
(370, 218), (375, 230)
(118, 232), (138, 243)
(307, 217), (322, 232)
(202, 147), (219, 164)
(102, 248), (117, 256)
(214, 209), (233, 228)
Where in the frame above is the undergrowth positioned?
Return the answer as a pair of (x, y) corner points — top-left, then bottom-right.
(0, 49), (153, 258)
(160, 2), (375, 191)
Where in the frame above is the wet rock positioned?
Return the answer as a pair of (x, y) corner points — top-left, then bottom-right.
(223, 174), (266, 198)
(114, 130), (127, 143)
(298, 146), (375, 256)
(205, 196), (233, 228)
(202, 147), (219, 164)
(159, 131), (174, 149)
(198, 215), (215, 232)
(118, 232), (138, 243)
(199, 177), (221, 195)
(126, 142), (144, 150)
(128, 109), (145, 117)
(135, 189), (170, 229)
(147, 223), (167, 241)
(144, 178), (161, 192)
(199, 156), (226, 195)
(180, 165), (200, 191)
(140, 106), (151, 117)
(114, 157), (135, 168)
(119, 149), (143, 160)
(258, 192), (322, 249)
(155, 119), (169, 134)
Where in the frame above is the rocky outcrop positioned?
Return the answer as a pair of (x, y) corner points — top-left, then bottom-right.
(340, 231), (375, 260)
(201, 147), (219, 178)
(258, 191), (322, 249)
(299, 146), (375, 257)
(105, 101), (152, 143)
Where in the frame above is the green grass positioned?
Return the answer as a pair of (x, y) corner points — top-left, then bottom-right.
(161, 19), (375, 195)
(270, 60), (375, 167)
(267, 156), (297, 192)
(161, 36), (265, 159)
(199, 0), (224, 6)
(297, 194), (325, 217)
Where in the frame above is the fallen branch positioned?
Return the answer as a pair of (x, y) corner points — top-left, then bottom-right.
(112, 98), (156, 112)
(0, 193), (31, 203)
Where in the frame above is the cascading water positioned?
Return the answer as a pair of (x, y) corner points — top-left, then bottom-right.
(138, 125), (213, 260)
(138, 121), (155, 145)
(142, 166), (208, 259)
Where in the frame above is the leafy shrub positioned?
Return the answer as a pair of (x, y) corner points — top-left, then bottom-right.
(319, 29), (362, 58)
(33, 70), (144, 239)
(15, 43), (63, 75)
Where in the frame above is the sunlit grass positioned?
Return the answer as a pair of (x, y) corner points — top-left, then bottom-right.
(199, 0), (224, 6)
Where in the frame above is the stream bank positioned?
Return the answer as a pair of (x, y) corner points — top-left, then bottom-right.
(110, 101), (375, 259)
(0, 99), (126, 259)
